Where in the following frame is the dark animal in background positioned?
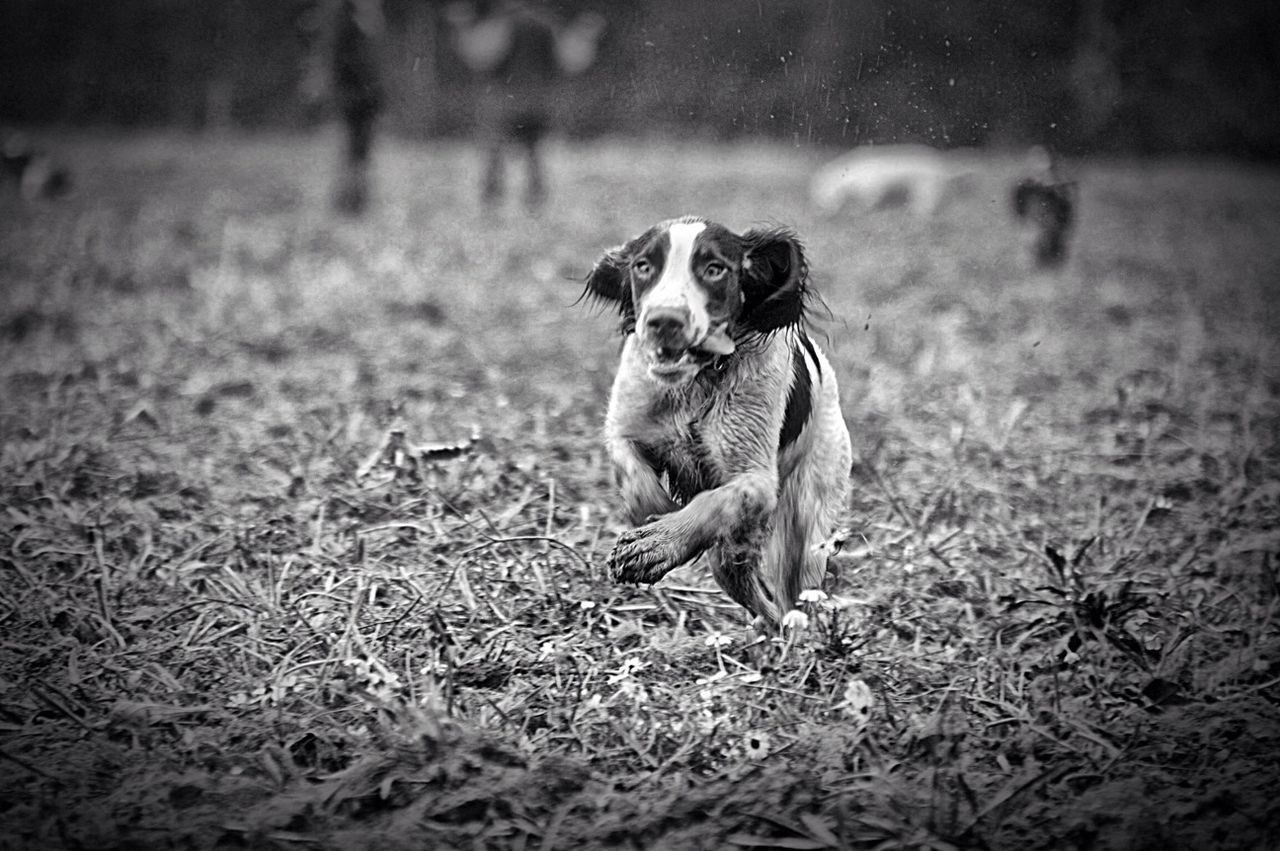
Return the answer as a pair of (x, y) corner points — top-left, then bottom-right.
(1012, 145), (1076, 268)
(325, 0), (384, 215)
(1, 131), (71, 200)
(446, 1), (605, 208)
(584, 217), (852, 629)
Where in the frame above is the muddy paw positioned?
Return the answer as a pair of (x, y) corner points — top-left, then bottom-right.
(608, 525), (677, 585)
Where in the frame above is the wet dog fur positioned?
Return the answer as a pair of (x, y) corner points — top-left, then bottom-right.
(584, 216), (852, 628)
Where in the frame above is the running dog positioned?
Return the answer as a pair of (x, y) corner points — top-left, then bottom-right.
(584, 217), (852, 628)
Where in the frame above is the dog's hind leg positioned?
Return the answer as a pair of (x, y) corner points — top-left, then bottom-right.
(765, 476), (824, 621)
(768, 444), (851, 619)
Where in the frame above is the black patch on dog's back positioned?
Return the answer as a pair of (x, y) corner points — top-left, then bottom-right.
(779, 338), (814, 451)
(796, 331), (822, 381)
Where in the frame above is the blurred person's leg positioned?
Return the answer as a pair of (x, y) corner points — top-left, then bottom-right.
(512, 112), (547, 209)
(331, 0), (383, 215)
(482, 139), (505, 206)
(476, 89), (508, 206)
(335, 102), (376, 214)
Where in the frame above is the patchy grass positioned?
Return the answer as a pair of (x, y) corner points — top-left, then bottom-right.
(2, 129), (1279, 850)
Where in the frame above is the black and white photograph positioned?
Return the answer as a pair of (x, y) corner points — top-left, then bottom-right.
(2, 1), (1278, 848)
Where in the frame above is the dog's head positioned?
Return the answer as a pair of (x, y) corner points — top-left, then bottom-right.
(584, 216), (811, 385)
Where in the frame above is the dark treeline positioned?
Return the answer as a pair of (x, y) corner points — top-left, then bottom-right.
(2, 0), (1278, 156)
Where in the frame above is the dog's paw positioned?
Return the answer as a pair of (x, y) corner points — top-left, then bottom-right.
(608, 525), (677, 585)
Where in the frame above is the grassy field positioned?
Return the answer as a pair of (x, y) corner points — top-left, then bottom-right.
(2, 130), (1279, 850)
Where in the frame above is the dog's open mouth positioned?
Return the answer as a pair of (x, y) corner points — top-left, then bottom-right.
(646, 347), (702, 382)
(645, 330), (733, 383)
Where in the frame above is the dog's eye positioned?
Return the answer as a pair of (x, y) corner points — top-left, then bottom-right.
(703, 262), (727, 280)
(632, 259), (653, 277)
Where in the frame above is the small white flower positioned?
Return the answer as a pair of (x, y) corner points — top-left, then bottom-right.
(578, 600), (597, 610)
(608, 657), (646, 683)
(798, 589), (829, 604)
(704, 632), (733, 648)
(840, 678), (874, 730)
(781, 609), (810, 632)
(617, 679), (648, 705)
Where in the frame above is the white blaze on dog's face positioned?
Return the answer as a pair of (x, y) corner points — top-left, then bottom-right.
(585, 217), (809, 388)
(629, 219), (741, 384)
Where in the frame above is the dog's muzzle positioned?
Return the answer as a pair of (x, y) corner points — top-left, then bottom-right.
(643, 306), (693, 359)
(638, 305), (703, 383)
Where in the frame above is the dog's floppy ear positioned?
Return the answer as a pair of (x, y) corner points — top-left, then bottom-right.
(740, 226), (810, 333)
(583, 245), (630, 305)
(581, 244), (637, 332)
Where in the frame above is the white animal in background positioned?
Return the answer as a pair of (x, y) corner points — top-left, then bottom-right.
(810, 144), (977, 216)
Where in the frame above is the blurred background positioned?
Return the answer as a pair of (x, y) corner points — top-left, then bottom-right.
(2, 0), (1278, 157)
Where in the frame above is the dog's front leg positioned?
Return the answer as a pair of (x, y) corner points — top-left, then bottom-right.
(609, 469), (777, 586)
(607, 437), (680, 525)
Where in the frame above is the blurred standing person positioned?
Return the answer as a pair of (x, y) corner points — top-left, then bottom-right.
(304, 0), (385, 215)
(1012, 146), (1077, 269)
(445, 1), (605, 209)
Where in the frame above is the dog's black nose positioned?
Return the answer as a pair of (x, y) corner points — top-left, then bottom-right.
(644, 307), (689, 346)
